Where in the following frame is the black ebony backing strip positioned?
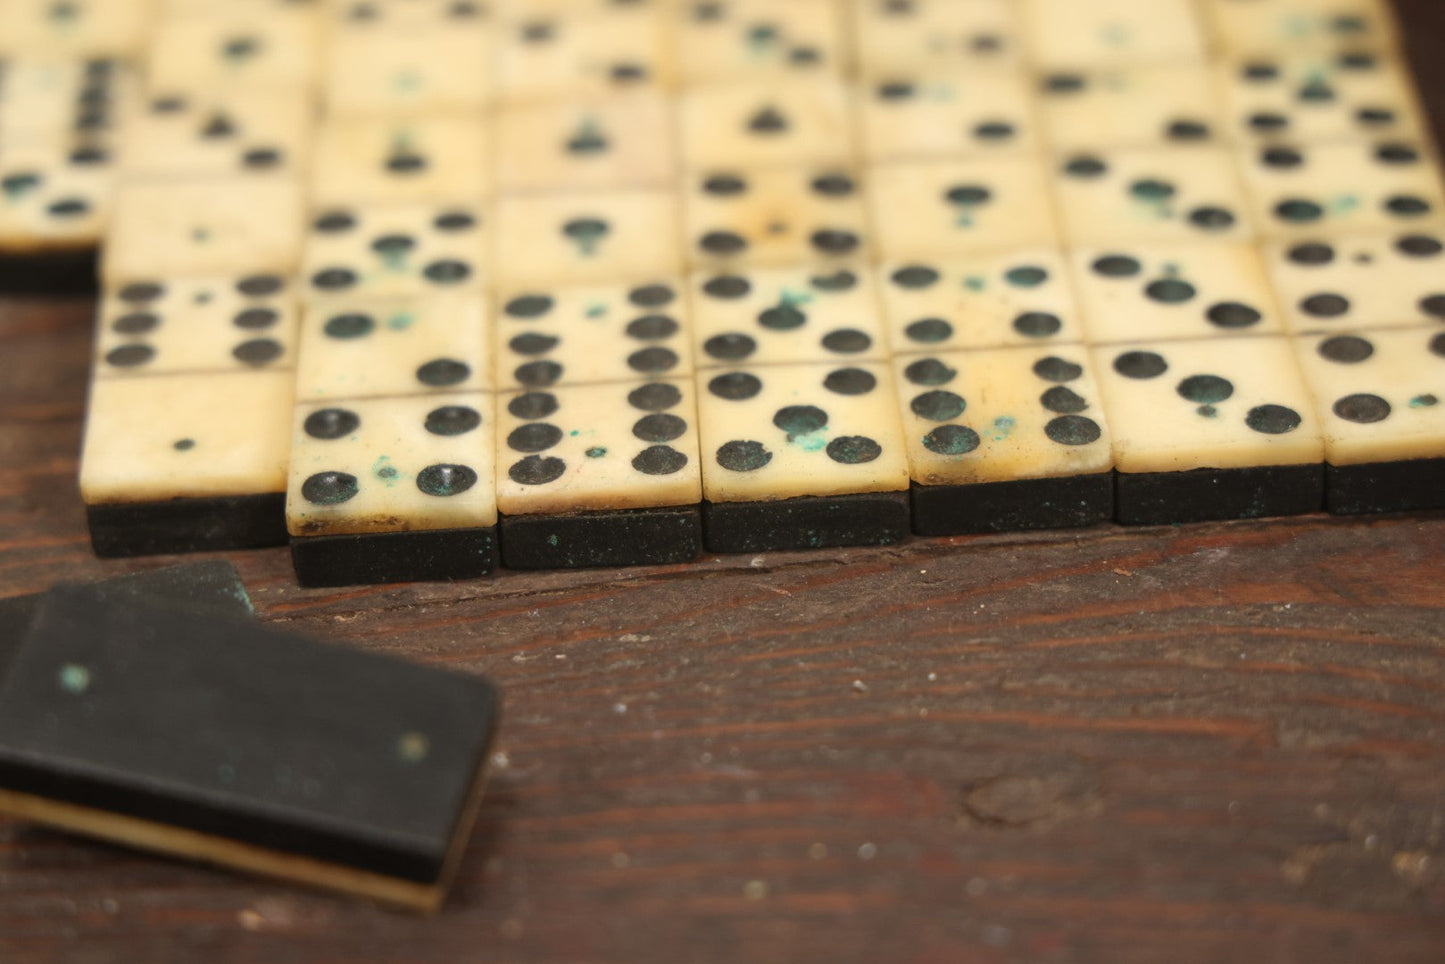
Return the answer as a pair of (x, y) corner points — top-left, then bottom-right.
(87, 493), (288, 558)
(911, 473), (1114, 537)
(290, 527), (497, 588)
(500, 506), (701, 569)
(703, 491), (910, 554)
(1327, 458), (1445, 515)
(1115, 464), (1324, 526)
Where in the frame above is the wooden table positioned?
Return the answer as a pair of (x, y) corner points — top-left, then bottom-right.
(4, 5), (1445, 961)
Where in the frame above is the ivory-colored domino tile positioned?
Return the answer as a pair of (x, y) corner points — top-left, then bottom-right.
(1237, 139), (1445, 240)
(0, 0), (151, 58)
(1200, 0), (1398, 57)
(868, 157), (1060, 261)
(323, 0), (487, 28)
(494, 279), (691, 390)
(877, 248), (1082, 353)
(120, 89), (314, 179)
(0, 143), (112, 251)
(496, 379), (703, 515)
(858, 70), (1042, 161)
(493, 93), (676, 194)
(1091, 335), (1323, 473)
(1037, 65), (1226, 150)
(677, 0), (846, 83)
(695, 361), (910, 503)
(323, 27), (491, 116)
(495, 10), (674, 104)
(689, 264), (888, 368)
(1265, 230), (1445, 333)
(296, 295), (490, 401)
(491, 189), (681, 287)
(679, 78), (855, 170)
(95, 274), (300, 378)
(1051, 147), (1255, 245)
(103, 179), (305, 282)
(851, 0), (1024, 76)
(287, 393), (498, 537)
(893, 346), (1114, 485)
(302, 203), (488, 301)
(1293, 326), (1445, 465)
(146, 10), (321, 93)
(0, 58), (137, 144)
(683, 167), (871, 269)
(1069, 242), (1286, 343)
(1020, 0), (1208, 70)
(310, 115), (490, 206)
(80, 369), (295, 504)
(1217, 50), (1427, 144)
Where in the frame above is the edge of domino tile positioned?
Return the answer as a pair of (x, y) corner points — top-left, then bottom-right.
(701, 491), (911, 554)
(498, 505), (703, 569)
(87, 493), (289, 558)
(910, 473), (1116, 537)
(290, 526), (499, 588)
(0, 248), (100, 296)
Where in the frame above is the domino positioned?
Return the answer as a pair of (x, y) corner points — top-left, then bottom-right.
(496, 379), (704, 568)
(1237, 139), (1445, 240)
(94, 274), (300, 378)
(1217, 50), (1428, 144)
(0, 585), (499, 912)
(287, 394), (499, 587)
(1051, 147), (1255, 246)
(1036, 65), (1225, 151)
(495, 9), (673, 104)
(1092, 336), (1324, 525)
(493, 92), (677, 194)
(0, 141), (112, 292)
(852, 0), (1024, 76)
(868, 156), (1060, 261)
(695, 362), (910, 553)
(1264, 230), (1445, 333)
(301, 203), (488, 301)
(689, 264), (889, 369)
(324, 0), (487, 27)
(0, 57), (136, 149)
(494, 279), (690, 391)
(682, 166), (871, 269)
(103, 178), (306, 282)
(858, 70), (1042, 162)
(120, 88), (314, 179)
(1020, 0), (1208, 70)
(80, 369), (295, 556)
(492, 189), (681, 287)
(1068, 242), (1286, 344)
(679, 77), (854, 170)
(296, 294), (491, 402)
(1200, 0), (1398, 58)
(895, 346), (1115, 535)
(677, 0), (846, 83)
(322, 26), (492, 116)
(309, 116), (490, 207)
(1293, 327), (1445, 514)
(145, 9), (321, 93)
(0, 0), (152, 58)
(0, 561), (254, 656)
(877, 249), (1082, 353)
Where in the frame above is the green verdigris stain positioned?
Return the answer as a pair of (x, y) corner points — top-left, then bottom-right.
(58, 663), (90, 694)
(990, 416), (1015, 441)
(963, 274), (986, 293)
(1, 173), (40, 200)
(1411, 394), (1439, 408)
(586, 446), (607, 458)
(392, 69), (423, 94)
(585, 300), (609, 319)
(386, 311), (415, 331)
(1332, 194), (1361, 215)
(373, 455), (400, 484)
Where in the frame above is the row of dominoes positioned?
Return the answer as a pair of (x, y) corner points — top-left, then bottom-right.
(35, 0), (1445, 584)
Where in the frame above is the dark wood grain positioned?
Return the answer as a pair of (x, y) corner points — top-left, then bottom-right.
(3, 3), (1445, 960)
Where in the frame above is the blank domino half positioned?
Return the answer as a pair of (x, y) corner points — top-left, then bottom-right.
(28, 0), (1445, 582)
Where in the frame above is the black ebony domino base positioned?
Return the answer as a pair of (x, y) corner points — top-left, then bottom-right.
(1327, 458), (1445, 515)
(500, 506), (701, 569)
(87, 493), (288, 558)
(1116, 464), (1324, 526)
(0, 248), (98, 296)
(291, 526), (498, 588)
(0, 586), (500, 911)
(703, 491), (910, 554)
(911, 473), (1115, 536)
